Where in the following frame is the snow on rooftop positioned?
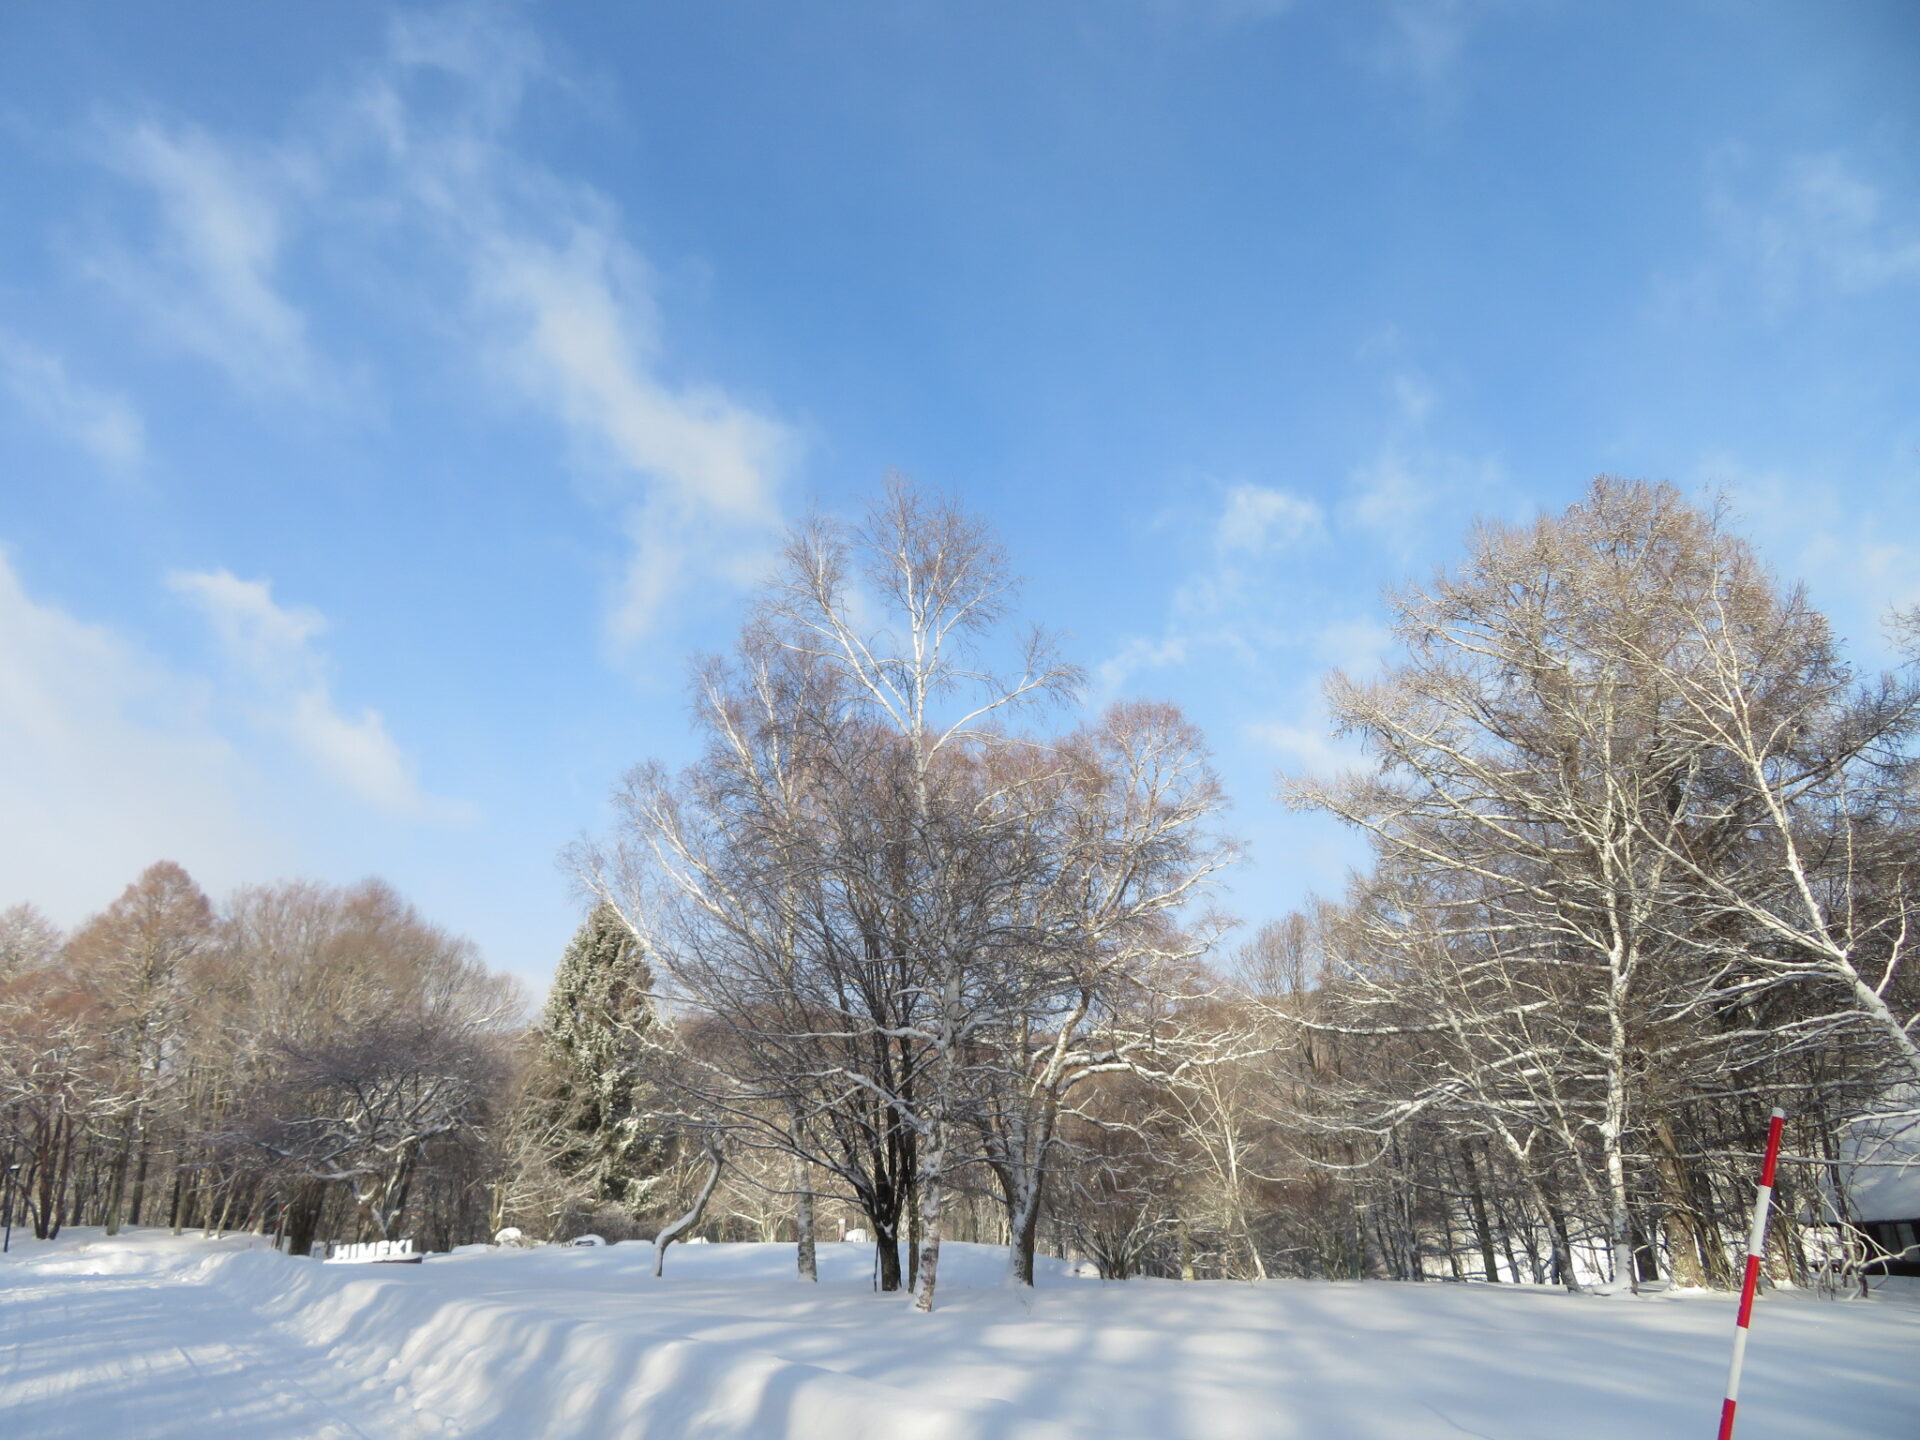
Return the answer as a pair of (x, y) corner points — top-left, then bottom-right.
(1840, 1089), (1920, 1224)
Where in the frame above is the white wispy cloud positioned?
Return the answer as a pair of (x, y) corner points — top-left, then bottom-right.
(1346, 443), (1507, 545)
(1676, 148), (1920, 321)
(1243, 624), (1390, 782)
(79, 5), (793, 643)
(1215, 483), (1325, 555)
(1245, 708), (1371, 781)
(1094, 634), (1192, 702)
(0, 331), (144, 470)
(1342, 369), (1506, 552)
(1376, 0), (1475, 87)
(0, 549), (289, 923)
(1746, 153), (1920, 299)
(1369, 0), (1512, 103)
(1310, 617), (1393, 675)
(472, 224), (789, 513)
(1094, 477), (1362, 708)
(1094, 362), (1484, 792)
(88, 120), (326, 397)
(168, 568), (469, 820)
(1170, 481), (1326, 647)
(1104, 366), (1499, 711)
(351, 7), (794, 643)
(1701, 453), (1920, 663)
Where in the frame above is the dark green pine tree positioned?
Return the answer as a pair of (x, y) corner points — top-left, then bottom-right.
(534, 902), (665, 1216)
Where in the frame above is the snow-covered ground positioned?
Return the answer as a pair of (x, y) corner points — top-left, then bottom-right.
(2, 1231), (1914, 1440)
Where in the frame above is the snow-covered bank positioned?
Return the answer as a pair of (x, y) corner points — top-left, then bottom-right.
(3, 1232), (1915, 1439)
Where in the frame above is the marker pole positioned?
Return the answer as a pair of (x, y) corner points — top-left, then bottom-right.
(1716, 1107), (1786, 1440)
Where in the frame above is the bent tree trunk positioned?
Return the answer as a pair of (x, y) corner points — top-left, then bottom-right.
(654, 1138), (725, 1278)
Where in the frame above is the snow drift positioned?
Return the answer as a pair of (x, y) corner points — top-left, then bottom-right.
(3, 1231), (1916, 1439)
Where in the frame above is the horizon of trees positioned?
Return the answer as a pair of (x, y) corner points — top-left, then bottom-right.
(3, 477), (1915, 1311)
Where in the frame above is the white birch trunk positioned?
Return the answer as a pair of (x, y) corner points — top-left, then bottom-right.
(654, 1141), (725, 1278)
(792, 1148), (817, 1282)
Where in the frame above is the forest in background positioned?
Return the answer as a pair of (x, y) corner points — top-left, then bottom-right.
(3, 478), (1916, 1312)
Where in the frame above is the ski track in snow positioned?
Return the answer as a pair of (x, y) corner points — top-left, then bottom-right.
(2, 1232), (1916, 1440)
(0, 1250), (425, 1439)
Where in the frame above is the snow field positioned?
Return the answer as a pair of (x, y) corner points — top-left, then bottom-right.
(2, 1231), (1915, 1439)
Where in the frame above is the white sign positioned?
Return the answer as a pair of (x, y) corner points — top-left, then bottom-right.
(324, 1238), (419, 1264)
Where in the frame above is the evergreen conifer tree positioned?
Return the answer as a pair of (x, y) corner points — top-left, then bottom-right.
(531, 903), (664, 1217)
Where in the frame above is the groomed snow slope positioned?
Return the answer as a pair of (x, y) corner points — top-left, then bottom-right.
(2, 1231), (1914, 1440)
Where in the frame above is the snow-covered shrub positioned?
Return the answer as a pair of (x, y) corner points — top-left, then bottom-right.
(553, 1204), (648, 1246)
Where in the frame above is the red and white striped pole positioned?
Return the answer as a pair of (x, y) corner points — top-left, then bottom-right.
(1716, 1106), (1786, 1440)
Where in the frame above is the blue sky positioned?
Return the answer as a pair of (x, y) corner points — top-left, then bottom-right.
(2, 2), (1917, 991)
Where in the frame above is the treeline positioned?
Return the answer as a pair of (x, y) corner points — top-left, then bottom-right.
(4, 478), (1914, 1310)
(558, 479), (1918, 1307)
(0, 873), (517, 1253)
(1266, 483), (1920, 1293)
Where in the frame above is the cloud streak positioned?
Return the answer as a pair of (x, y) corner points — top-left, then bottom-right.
(1342, 367), (1506, 554)
(365, 12), (795, 641)
(88, 120), (327, 397)
(1094, 478), (1352, 707)
(1672, 148), (1920, 322)
(0, 331), (145, 470)
(168, 569), (469, 820)
(1215, 483), (1325, 555)
(0, 550), (289, 924)
(81, 5), (794, 644)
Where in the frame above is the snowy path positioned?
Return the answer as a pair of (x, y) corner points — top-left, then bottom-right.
(0, 1247), (426, 1439)
(3, 1232), (1915, 1440)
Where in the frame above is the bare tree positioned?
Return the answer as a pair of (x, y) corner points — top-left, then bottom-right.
(1629, 575), (1920, 1088)
(1293, 484), (1843, 1287)
(584, 481), (1096, 1309)
(0, 905), (61, 981)
(1272, 480), (1920, 1292)
(217, 879), (517, 1252)
(62, 863), (214, 1234)
(966, 702), (1234, 1285)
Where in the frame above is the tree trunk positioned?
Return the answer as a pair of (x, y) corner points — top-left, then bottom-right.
(792, 1150), (816, 1282)
(1546, 1200), (1577, 1291)
(873, 1220), (903, 1292)
(128, 1131), (152, 1227)
(46, 1115), (74, 1240)
(1010, 1187), (1044, 1286)
(1652, 1118), (1732, 1288)
(1631, 1210), (1661, 1284)
(907, 1193), (921, 1293)
(282, 1182), (326, 1257)
(912, 1177), (946, 1314)
(653, 1139), (725, 1278)
(103, 1113), (136, 1236)
(1601, 953), (1640, 1294)
(912, 1098), (964, 1314)
(1461, 1143), (1501, 1282)
(211, 1182), (237, 1238)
